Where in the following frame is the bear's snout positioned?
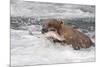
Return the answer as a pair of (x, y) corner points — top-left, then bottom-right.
(41, 28), (48, 34)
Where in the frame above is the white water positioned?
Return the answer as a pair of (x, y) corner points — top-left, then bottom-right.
(11, 25), (95, 66)
(11, 0), (95, 18)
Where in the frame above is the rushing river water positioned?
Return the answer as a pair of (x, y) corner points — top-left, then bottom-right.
(10, 0), (95, 66)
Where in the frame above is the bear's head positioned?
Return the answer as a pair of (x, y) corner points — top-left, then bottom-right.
(41, 19), (64, 34)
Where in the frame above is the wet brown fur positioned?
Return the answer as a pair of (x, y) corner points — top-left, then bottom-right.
(42, 19), (93, 50)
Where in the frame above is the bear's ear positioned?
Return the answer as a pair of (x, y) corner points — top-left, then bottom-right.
(57, 19), (64, 25)
(60, 20), (64, 25)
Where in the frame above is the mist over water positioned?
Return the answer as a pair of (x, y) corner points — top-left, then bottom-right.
(11, 0), (95, 18)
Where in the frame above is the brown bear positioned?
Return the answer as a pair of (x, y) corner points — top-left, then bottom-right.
(41, 19), (94, 50)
